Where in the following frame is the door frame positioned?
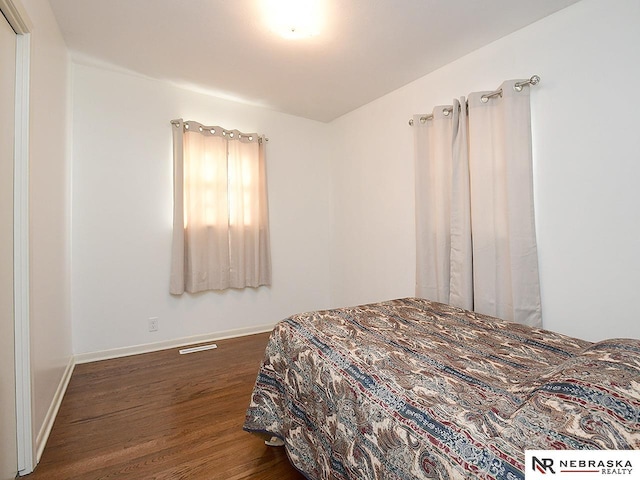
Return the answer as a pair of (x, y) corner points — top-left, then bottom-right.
(0, 0), (33, 474)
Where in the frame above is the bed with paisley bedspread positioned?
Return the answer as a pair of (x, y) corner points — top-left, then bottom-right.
(243, 298), (640, 479)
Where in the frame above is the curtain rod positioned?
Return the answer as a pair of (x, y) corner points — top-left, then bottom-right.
(170, 119), (269, 142)
(408, 75), (540, 126)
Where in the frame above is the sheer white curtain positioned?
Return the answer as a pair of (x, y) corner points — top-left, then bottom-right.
(170, 120), (272, 294)
(414, 80), (541, 326)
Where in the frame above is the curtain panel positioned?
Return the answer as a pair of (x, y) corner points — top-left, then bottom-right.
(467, 82), (541, 326)
(414, 80), (542, 327)
(170, 120), (272, 294)
(414, 98), (473, 312)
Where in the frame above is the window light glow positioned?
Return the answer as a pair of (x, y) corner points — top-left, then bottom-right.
(262, 0), (324, 39)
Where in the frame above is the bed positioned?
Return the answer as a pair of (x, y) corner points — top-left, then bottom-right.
(243, 298), (640, 479)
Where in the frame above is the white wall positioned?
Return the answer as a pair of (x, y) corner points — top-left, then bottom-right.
(72, 0), (640, 354)
(329, 0), (640, 342)
(71, 64), (332, 355)
(19, 0), (73, 458)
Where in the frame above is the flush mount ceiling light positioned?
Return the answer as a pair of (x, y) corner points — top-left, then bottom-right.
(262, 0), (324, 39)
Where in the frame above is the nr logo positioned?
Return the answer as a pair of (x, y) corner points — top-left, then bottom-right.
(532, 456), (556, 474)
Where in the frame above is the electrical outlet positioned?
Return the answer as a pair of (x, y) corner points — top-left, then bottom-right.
(148, 317), (159, 332)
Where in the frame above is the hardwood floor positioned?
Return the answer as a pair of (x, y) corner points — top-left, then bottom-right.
(25, 333), (306, 480)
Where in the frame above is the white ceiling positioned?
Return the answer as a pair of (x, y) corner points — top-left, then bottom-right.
(49, 0), (582, 122)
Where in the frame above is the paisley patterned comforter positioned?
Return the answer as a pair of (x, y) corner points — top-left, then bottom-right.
(243, 298), (640, 479)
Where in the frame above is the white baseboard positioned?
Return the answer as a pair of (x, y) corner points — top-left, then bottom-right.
(35, 355), (75, 465)
(74, 323), (276, 364)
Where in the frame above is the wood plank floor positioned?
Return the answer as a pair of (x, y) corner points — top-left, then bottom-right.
(24, 332), (306, 480)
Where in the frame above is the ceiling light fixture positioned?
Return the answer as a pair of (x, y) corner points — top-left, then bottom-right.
(262, 0), (324, 39)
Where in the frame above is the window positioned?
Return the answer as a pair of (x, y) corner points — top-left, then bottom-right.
(170, 119), (272, 294)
